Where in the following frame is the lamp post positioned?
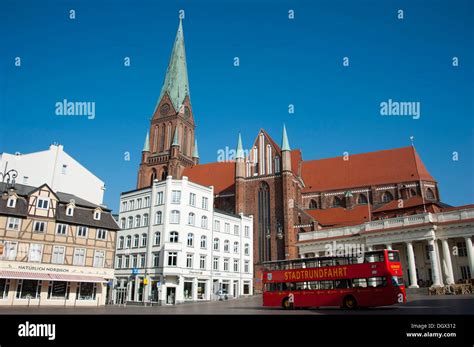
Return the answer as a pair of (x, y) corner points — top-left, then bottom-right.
(0, 167), (18, 186)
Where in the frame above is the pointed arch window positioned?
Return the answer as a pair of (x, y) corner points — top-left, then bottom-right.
(309, 199), (318, 209)
(426, 188), (435, 200)
(357, 194), (368, 205)
(274, 156), (281, 174)
(332, 196), (343, 207)
(258, 182), (271, 261)
(382, 191), (393, 203)
(259, 133), (265, 175)
(410, 188), (417, 197)
(266, 145), (272, 175)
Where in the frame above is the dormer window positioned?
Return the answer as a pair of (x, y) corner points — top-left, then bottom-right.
(7, 197), (16, 208)
(37, 198), (49, 209)
(93, 209), (101, 220)
(66, 206), (74, 216)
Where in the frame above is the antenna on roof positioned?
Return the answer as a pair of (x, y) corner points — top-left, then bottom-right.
(409, 136), (415, 147)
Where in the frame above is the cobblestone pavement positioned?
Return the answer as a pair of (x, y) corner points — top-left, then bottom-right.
(0, 293), (473, 315)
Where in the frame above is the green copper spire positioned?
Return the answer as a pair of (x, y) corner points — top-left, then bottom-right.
(236, 133), (244, 159)
(193, 138), (199, 158)
(142, 132), (150, 152)
(155, 18), (190, 113)
(172, 127), (180, 146)
(282, 124), (291, 151)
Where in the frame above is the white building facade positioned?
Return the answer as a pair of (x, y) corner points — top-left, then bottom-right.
(113, 176), (254, 305)
(297, 207), (474, 288)
(0, 144), (105, 205)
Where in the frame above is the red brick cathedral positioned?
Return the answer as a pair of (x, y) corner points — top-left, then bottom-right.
(137, 20), (445, 287)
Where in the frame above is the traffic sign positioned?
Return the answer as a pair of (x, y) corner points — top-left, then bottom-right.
(132, 268), (139, 275)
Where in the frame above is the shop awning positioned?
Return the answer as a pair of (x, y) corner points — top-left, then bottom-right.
(0, 271), (109, 283)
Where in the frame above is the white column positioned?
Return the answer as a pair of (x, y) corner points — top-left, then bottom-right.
(386, 244), (393, 250)
(441, 239), (454, 284)
(465, 236), (474, 279)
(406, 241), (419, 288)
(366, 245), (373, 252)
(427, 239), (442, 287)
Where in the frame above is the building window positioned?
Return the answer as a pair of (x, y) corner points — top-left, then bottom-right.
(189, 193), (196, 206)
(36, 198), (49, 209)
(224, 240), (230, 253)
(33, 221), (46, 233)
(153, 252), (160, 267)
(143, 213), (149, 226)
(202, 197), (208, 210)
(233, 241), (239, 253)
(171, 190), (181, 204)
(128, 217), (133, 229)
(132, 255), (138, 268)
(156, 192), (164, 205)
(274, 156), (281, 174)
(309, 199), (318, 209)
(188, 212), (195, 226)
(116, 256), (122, 269)
(144, 196), (150, 207)
(16, 280), (41, 299)
(155, 211), (163, 224)
(169, 231), (179, 243)
(214, 220), (220, 232)
(213, 238), (220, 251)
(460, 266), (471, 280)
(201, 216), (208, 229)
(118, 236), (124, 249)
(93, 250), (105, 267)
(121, 201), (127, 212)
(77, 226), (88, 238)
(213, 257), (219, 271)
(234, 225), (239, 235)
(137, 198), (142, 209)
(52, 246), (65, 264)
(47, 281), (70, 300)
(135, 215), (141, 228)
(410, 188), (417, 197)
(258, 182), (271, 262)
(124, 256), (130, 268)
(7, 217), (21, 231)
(76, 283), (97, 300)
(139, 254), (146, 268)
(3, 242), (17, 260)
(120, 218), (126, 229)
(426, 188), (435, 200)
(225, 223), (230, 233)
(244, 243), (249, 256)
(167, 252), (177, 266)
(224, 258), (229, 271)
(357, 194), (368, 204)
(126, 235), (132, 248)
(244, 261), (250, 273)
(233, 259), (239, 272)
(154, 232), (161, 246)
(187, 233), (194, 247)
(332, 196), (342, 207)
(73, 248), (86, 266)
(93, 210), (101, 220)
(200, 255), (206, 269)
(382, 191), (393, 203)
(28, 244), (43, 262)
(96, 229), (107, 240)
(170, 210), (180, 224)
(7, 197), (16, 208)
(186, 254), (193, 268)
(133, 234), (139, 248)
(129, 200), (135, 210)
(266, 144), (272, 174)
(141, 233), (147, 247)
(457, 242), (467, 257)
(66, 206), (74, 216)
(245, 226), (250, 238)
(200, 236), (207, 249)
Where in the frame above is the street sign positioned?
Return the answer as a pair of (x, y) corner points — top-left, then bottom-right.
(132, 268), (139, 275)
(143, 278), (149, 285)
(156, 281), (161, 287)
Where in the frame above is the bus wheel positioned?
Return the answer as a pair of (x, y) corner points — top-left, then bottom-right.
(343, 295), (357, 309)
(282, 297), (293, 310)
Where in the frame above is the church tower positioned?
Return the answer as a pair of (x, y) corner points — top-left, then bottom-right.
(137, 19), (197, 188)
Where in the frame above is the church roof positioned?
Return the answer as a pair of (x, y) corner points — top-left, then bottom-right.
(154, 19), (190, 113)
(301, 146), (435, 193)
(306, 205), (371, 228)
(183, 161), (236, 195)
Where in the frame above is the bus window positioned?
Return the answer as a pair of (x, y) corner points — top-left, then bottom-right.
(281, 282), (295, 291)
(367, 277), (387, 288)
(320, 259), (333, 267)
(334, 258), (349, 266)
(320, 281), (334, 290)
(307, 281), (319, 290)
(335, 279), (351, 289)
(352, 278), (367, 288)
(388, 251), (400, 262)
(296, 282), (306, 290)
(364, 251), (384, 263)
(391, 276), (404, 287)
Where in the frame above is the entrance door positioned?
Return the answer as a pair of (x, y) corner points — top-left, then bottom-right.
(115, 288), (126, 304)
(166, 287), (176, 305)
(233, 281), (238, 298)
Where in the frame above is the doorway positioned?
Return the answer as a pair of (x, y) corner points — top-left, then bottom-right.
(166, 287), (176, 305)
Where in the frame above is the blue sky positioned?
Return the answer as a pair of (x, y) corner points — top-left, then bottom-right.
(0, 0), (472, 212)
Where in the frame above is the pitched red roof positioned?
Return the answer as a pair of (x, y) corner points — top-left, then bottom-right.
(306, 205), (371, 228)
(183, 162), (235, 195)
(373, 196), (429, 213)
(301, 146), (435, 193)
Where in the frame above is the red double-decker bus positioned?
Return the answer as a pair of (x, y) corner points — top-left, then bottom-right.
(262, 249), (406, 309)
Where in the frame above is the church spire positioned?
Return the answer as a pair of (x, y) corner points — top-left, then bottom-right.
(193, 138), (199, 158)
(155, 18), (190, 113)
(282, 124), (291, 151)
(142, 132), (150, 152)
(236, 133), (244, 159)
